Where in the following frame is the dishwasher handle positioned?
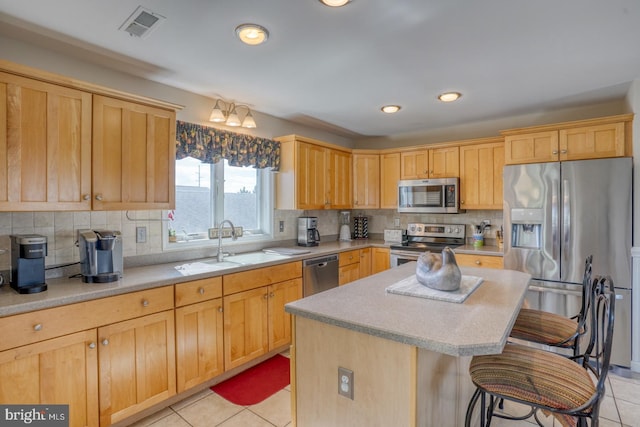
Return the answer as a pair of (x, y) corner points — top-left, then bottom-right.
(303, 254), (338, 267)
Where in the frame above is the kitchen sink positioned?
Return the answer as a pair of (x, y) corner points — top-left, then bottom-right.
(222, 251), (291, 265)
(175, 260), (242, 276)
(174, 251), (291, 276)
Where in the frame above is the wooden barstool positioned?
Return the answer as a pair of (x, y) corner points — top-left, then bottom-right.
(509, 255), (593, 357)
(465, 276), (615, 427)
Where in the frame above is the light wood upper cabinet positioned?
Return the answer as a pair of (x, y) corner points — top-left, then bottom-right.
(0, 330), (99, 427)
(459, 141), (504, 210)
(504, 131), (558, 164)
(92, 95), (176, 210)
(400, 147), (459, 179)
(400, 150), (429, 179)
(276, 135), (352, 210)
(558, 122), (625, 161)
(328, 148), (353, 209)
(503, 115), (631, 165)
(353, 153), (380, 209)
(294, 141), (327, 209)
(380, 152), (400, 209)
(0, 72), (92, 211)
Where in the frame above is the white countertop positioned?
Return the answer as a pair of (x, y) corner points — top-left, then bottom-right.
(285, 262), (530, 357)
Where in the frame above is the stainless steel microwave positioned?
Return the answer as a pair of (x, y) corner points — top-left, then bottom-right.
(397, 178), (461, 213)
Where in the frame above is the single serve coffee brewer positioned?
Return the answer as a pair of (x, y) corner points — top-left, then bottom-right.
(10, 234), (47, 294)
(78, 230), (123, 283)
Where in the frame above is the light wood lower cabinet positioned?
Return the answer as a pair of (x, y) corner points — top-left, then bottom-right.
(269, 278), (303, 349)
(339, 249), (361, 285)
(359, 247), (372, 278)
(98, 310), (176, 426)
(223, 278), (302, 370)
(175, 277), (224, 393)
(372, 247), (391, 274)
(0, 330), (99, 427)
(222, 262), (303, 370)
(455, 253), (503, 269)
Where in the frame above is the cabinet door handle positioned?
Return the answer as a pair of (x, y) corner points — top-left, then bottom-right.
(88, 342), (96, 349)
(270, 292), (275, 298)
(95, 195), (103, 201)
(552, 150), (559, 155)
(475, 260), (481, 265)
(33, 323), (43, 332)
(83, 194), (90, 201)
(198, 287), (205, 295)
(264, 293), (269, 299)
(461, 200), (465, 204)
(218, 306), (223, 313)
(560, 149), (567, 154)
(102, 339), (109, 346)
(141, 299), (149, 307)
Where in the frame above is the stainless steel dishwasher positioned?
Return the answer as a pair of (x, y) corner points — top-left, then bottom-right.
(303, 254), (339, 296)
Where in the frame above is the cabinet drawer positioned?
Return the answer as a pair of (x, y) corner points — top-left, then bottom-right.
(455, 253), (503, 269)
(175, 277), (222, 307)
(0, 286), (174, 351)
(224, 261), (302, 295)
(339, 250), (360, 267)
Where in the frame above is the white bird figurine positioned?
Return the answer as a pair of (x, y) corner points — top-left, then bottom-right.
(415, 247), (462, 291)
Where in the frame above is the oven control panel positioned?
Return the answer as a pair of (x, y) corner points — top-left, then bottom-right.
(406, 223), (465, 239)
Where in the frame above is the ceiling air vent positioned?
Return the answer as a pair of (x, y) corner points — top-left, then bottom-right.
(119, 6), (166, 38)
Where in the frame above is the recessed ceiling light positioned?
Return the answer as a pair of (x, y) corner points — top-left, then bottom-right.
(320, 0), (351, 6)
(235, 24), (269, 45)
(438, 92), (462, 102)
(381, 105), (401, 114)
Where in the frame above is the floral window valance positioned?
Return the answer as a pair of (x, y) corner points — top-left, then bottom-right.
(176, 120), (280, 170)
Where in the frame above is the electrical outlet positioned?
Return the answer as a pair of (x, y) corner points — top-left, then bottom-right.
(136, 226), (147, 243)
(279, 220), (284, 232)
(338, 367), (354, 399)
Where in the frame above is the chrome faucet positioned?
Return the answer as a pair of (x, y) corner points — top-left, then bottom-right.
(217, 220), (238, 262)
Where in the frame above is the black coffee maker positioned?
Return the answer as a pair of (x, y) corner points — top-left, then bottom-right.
(10, 234), (47, 294)
(78, 230), (123, 283)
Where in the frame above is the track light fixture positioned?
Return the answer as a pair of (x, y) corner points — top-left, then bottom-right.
(209, 99), (257, 128)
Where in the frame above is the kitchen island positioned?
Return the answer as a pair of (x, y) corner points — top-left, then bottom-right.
(285, 262), (530, 427)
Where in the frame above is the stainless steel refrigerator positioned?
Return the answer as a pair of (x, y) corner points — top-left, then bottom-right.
(503, 157), (632, 367)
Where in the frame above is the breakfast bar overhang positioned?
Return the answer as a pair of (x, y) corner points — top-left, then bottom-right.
(285, 263), (531, 427)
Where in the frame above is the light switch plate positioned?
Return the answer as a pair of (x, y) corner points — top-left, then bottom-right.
(384, 229), (403, 243)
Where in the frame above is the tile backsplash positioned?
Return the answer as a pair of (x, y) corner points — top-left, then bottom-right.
(0, 208), (503, 275)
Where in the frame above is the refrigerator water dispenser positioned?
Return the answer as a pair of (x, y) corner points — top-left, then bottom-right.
(510, 208), (543, 249)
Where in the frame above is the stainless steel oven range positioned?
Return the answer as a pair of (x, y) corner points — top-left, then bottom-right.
(389, 223), (466, 267)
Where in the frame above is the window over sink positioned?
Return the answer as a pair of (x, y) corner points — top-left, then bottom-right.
(164, 157), (273, 248)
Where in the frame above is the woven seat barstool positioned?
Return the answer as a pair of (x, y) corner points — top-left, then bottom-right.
(509, 255), (593, 358)
(465, 276), (615, 427)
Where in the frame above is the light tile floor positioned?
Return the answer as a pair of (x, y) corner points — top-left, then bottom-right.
(130, 368), (640, 427)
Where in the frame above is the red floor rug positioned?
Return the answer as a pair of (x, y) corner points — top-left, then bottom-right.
(211, 354), (290, 405)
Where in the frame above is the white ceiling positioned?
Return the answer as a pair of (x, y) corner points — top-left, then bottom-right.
(1, 0), (639, 139)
